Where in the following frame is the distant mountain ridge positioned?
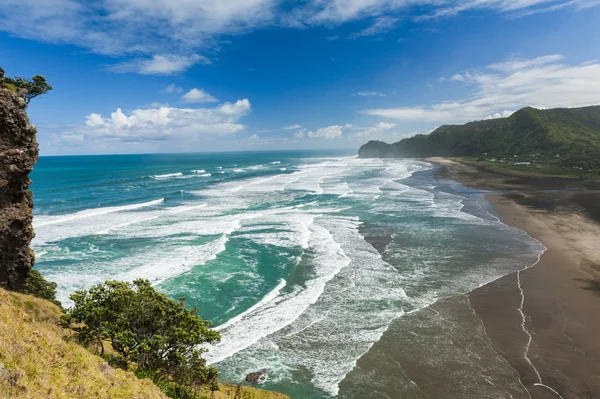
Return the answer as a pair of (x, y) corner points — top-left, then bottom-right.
(359, 105), (600, 170)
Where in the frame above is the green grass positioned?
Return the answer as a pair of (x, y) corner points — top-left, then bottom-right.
(456, 157), (592, 179)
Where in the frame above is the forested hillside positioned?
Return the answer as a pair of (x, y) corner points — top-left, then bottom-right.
(359, 106), (600, 172)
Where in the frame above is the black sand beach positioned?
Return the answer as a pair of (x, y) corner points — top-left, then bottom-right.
(339, 159), (600, 399)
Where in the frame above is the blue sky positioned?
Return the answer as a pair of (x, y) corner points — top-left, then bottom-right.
(1, 0), (600, 155)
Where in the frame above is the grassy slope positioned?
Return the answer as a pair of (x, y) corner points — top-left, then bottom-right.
(0, 288), (168, 399)
(0, 289), (290, 399)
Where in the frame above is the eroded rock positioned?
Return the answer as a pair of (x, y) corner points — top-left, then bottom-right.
(0, 86), (38, 289)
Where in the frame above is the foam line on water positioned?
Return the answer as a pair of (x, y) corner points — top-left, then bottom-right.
(215, 279), (287, 332)
(97, 216), (159, 234)
(35, 198), (164, 227)
(152, 172), (183, 179)
(168, 203), (208, 214)
(192, 169), (206, 173)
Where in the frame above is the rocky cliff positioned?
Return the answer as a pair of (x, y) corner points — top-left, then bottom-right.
(0, 85), (38, 290)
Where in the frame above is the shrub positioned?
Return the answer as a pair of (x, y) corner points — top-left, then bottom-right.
(21, 270), (61, 308)
(3, 74), (52, 104)
(135, 369), (209, 399)
(60, 279), (220, 391)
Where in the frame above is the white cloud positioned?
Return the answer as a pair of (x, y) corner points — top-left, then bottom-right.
(347, 122), (401, 140)
(349, 16), (398, 38)
(355, 91), (386, 97)
(163, 84), (183, 94)
(181, 88), (219, 103)
(248, 133), (260, 140)
(0, 0), (595, 68)
(364, 55), (600, 123)
(307, 125), (344, 139)
(110, 54), (209, 75)
(283, 124), (303, 130)
(487, 54), (564, 72)
(293, 129), (306, 138)
(62, 99), (251, 148)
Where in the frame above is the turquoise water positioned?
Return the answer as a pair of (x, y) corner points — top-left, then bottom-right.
(31, 151), (543, 398)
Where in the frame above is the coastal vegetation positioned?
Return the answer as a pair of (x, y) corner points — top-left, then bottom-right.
(21, 269), (61, 308)
(60, 279), (221, 398)
(2, 73), (52, 105)
(359, 105), (600, 176)
(0, 286), (290, 399)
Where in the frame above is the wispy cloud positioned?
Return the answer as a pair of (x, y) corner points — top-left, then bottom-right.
(307, 125), (344, 139)
(109, 54), (210, 75)
(349, 16), (399, 38)
(0, 0), (596, 75)
(354, 91), (387, 97)
(163, 84), (183, 95)
(181, 88), (219, 103)
(363, 54), (600, 123)
(292, 125), (346, 139)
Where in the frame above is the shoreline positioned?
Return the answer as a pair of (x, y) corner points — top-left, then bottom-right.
(430, 157), (600, 398)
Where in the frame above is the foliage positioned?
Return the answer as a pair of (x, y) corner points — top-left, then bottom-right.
(135, 369), (210, 399)
(20, 270), (62, 308)
(60, 279), (221, 391)
(360, 105), (600, 173)
(3, 74), (52, 104)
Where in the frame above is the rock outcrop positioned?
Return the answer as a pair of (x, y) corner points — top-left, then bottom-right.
(0, 86), (38, 290)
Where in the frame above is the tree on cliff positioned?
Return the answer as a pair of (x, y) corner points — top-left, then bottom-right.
(3, 74), (52, 104)
(60, 279), (220, 391)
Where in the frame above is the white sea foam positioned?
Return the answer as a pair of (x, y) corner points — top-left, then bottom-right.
(270, 161), (281, 164)
(168, 203), (208, 214)
(116, 235), (229, 285)
(34, 198), (164, 228)
(152, 172), (183, 179)
(215, 279), (287, 332)
(97, 216), (160, 234)
(280, 168), (287, 171)
(199, 173), (211, 177)
(192, 169), (206, 173)
(233, 168), (245, 173)
(205, 222), (351, 365)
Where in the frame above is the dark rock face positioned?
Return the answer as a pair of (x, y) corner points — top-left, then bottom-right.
(0, 87), (38, 290)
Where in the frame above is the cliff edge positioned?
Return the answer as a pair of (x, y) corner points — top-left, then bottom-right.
(0, 85), (38, 290)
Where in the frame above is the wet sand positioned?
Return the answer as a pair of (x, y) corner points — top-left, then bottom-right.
(339, 159), (600, 399)
(432, 158), (600, 398)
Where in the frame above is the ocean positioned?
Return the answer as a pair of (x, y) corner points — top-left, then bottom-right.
(30, 151), (544, 398)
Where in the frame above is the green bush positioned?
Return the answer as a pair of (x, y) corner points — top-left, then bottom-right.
(3, 74), (52, 104)
(135, 369), (208, 399)
(60, 279), (220, 392)
(21, 270), (61, 308)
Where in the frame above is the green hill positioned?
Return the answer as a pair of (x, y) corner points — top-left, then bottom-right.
(359, 105), (600, 173)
